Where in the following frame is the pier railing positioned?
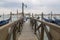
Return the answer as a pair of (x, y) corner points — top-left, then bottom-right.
(0, 17), (24, 40)
(30, 17), (60, 40)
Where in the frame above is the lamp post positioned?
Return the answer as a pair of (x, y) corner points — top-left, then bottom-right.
(22, 3), (27, 17)
(22, 3), (24, 17)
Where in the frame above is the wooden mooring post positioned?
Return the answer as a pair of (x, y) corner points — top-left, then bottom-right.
(10, 12), (12, 22)
(3, 13), (4, 20)
(51, 11), (53, 20)
(17, 10), (18, 19)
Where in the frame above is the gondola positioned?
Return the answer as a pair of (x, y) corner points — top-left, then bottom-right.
(0, 18), (10, 26)
(43, 18), (50, 22)
(54, 17), (60, 25)
(43, 17), (55, 23)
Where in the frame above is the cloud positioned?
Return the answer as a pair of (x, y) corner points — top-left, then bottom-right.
(0, 0), (60, 8)
(0, 2), (22, 8)
(0, 0), (60, 14)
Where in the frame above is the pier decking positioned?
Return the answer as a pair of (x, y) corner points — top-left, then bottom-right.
(18, 20), (38, 40)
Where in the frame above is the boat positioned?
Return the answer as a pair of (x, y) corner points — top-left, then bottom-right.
(54, 17), (60, 25)
(43, 18), (50, 22)
(0, 18), (10, 26)
(43, 17), (55, 23)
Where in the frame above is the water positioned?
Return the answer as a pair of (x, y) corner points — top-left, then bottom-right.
(0, 14), (21, 22)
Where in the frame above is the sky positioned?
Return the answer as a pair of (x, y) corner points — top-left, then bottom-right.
(0, 0), (60, 14)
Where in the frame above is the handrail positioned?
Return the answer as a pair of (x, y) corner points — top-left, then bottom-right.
(0, 17), (23, 30)
(0, 17), (24, 40)
(29, 17), (60, 32)
(29, 17), (60, 40)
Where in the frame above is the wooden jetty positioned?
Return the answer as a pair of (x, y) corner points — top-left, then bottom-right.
(0, 13), (60, 40)
(18, 20), (38, 40)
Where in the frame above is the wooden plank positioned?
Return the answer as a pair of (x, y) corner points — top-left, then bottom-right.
(0, 27), (8, 40)
(50, 28), (60, 40)
(18, 20), (38, 40)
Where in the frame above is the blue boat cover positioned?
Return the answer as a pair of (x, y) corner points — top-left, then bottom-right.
(0, 18), (10, 26)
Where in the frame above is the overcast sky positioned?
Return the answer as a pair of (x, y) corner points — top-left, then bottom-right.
(0, 0), (60, 14)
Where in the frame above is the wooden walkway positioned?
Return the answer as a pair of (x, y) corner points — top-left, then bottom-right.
(18, 20), (38, 40)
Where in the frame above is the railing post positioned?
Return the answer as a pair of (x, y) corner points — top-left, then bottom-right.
(40, 23), (44, 40)
(18, 21), (21, 33)
(20, 21), (22, 34)
(34, 20), (37, 34)
(21, 18), (23, 29)
(13, 24), (17, 40)
(40, 12), (44, 40)
(31, 13), (34, 29)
